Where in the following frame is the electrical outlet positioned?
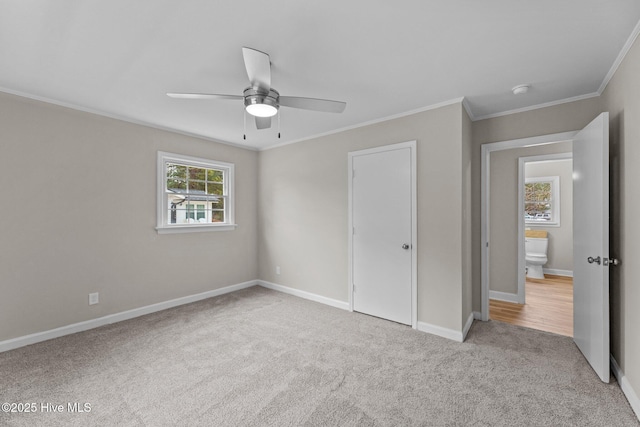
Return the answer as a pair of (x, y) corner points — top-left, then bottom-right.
(89, 292), (99, 305)
(276, 266), (281, 275)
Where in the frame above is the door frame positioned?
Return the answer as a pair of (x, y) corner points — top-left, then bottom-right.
(480, 131), (576, 321)
(348, 140), (418, 329)
(516, 152), (573, 303)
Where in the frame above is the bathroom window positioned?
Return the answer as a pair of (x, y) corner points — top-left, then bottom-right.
(524, 176), (560, 226)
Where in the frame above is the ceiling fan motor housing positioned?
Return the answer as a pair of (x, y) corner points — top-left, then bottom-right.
(243, 87), (279, 111)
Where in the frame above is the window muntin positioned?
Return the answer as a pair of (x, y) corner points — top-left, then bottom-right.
(157, 152), (235, 233)
(166, 162), (226, 224)
(524, 176), (560, 226)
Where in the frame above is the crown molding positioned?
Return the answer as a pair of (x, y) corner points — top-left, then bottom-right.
(598, 17), (640, 95)
(261, 97), (466, 151)
(473, 92), (600, 121)
(461, 97), (475, 121)
(0, 87), (258, 151)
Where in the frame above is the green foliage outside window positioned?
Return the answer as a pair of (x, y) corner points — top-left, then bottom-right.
(525, 182), (551, 216)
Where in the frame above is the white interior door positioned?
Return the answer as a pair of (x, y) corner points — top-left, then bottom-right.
(350, 143), (414, 325)
(573, 112), (610, 383)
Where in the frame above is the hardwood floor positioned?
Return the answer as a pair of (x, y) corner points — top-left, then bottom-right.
(490, 274), (573, 337)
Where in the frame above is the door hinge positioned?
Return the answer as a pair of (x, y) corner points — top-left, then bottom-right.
(352, 169), (355, 178)
(353, 284), (356, 292)
(352, 226), (355, 235)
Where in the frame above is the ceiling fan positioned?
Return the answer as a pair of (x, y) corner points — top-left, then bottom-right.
(167, 47), (346, 134)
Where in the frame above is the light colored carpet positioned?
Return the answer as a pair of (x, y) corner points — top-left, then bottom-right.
(0, 286), (637, 426)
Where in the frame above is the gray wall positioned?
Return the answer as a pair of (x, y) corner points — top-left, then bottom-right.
(601, 27), (640, 400)
(0, 92), (259, 341)
(258, 103), (467, 332)
(525, 159), (573, 273)
(489, 142), (572, 295)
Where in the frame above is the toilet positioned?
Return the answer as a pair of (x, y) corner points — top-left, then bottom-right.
(525, 230), (548, 279)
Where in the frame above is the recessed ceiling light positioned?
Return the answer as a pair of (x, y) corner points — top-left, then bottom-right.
(512, 84), (531, 95)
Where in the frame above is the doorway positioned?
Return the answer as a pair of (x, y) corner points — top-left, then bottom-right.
(348, 141), (417, 327)
(485, 146), (575, 336)
(519, 154), (574, 298)
(481, 113), (612, 382)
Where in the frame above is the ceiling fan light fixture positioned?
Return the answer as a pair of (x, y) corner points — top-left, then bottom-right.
(245, 103), (278, 117)
(244, 87), (279, 117)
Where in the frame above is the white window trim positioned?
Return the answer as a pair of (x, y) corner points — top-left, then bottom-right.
(156, 151), (237, 234)
(524, 175), (560, 227)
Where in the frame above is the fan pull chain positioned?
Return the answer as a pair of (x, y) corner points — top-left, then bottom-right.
(278, 111), (281, 139)
(243, 109), (247, 140)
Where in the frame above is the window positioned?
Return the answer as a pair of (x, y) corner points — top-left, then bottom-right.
(524, 176), (560, 226)
(157, 152), (235, 233)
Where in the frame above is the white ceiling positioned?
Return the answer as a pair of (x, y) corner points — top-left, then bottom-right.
(1, 1), (639, 150)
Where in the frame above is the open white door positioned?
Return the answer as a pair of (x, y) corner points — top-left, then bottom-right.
(573, 112), (610, 383)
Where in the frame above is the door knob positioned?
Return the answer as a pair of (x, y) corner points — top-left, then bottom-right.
(587, 256), (601, 265)
(402, 244), (410, 250)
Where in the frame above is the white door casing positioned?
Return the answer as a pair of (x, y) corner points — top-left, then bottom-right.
(572, 112), (610, 383)
(348, 141), (417, 327)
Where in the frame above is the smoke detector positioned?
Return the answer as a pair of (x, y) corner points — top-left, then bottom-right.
(512, 84), (531, 95)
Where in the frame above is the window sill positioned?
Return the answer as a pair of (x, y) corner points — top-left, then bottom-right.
(525, 222), (560, 228)
(156, 224), (238, 234)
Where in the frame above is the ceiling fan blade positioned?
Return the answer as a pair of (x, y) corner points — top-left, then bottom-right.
(255, 116), (271, 130)
(167, 93), (243, 100)
(242, 47), (271, 92)
(279, 96), (346, 113)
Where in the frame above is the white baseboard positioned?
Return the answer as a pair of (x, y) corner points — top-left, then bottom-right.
(259, 280), (474, 344)
(462, 312), (475, 341)
(489, 290), (520, 304)
(0, 280), (258, 353)
(473, 311), (483, 320)
(417, 321), (464, 343)
(258, 280), (349, 311)
(543, 268), (573, 277)
(611, 355), (640, 420)
(259, 280), (471, 343)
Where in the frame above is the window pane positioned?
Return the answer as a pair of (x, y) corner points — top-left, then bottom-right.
(188, 167), (206, 180)
(168, 194), (186, 207)
(196, 204), (205, 220)
(525, 182), (551, 202)
(167, 164), (187, 179)
(167, 179), (186, 191)
(168, 206), (177, 224)
(211, 211), (224, 223)
(525, 181), (554, 222)
(171, 208), (193, 224)
(186, 204), (195, 219)
(207, 169), (224, 183)
(211, 198), (224, 210)
(207, 183), (223, 195)
(188, 180), (206, 192)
